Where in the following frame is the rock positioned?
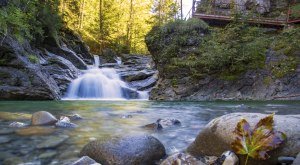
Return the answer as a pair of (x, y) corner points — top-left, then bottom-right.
(292, 153), (300, 165)
(158, 118), (181, 128)
(143, 118), (181, 131)
(39, 151), (57, 159)
(187, 113), (300, 165)
(68, 114), (83, 120)
(9, 121), (28, 128)
(55, 116), (78, 128)
(120, 115), (133, 119)
(80, 135), (166, 165)
(278, 156), (295, 164)
(0, 112), (31, 121)
(0, 29), (86, 100)
(142, 122), (163, 131)
(37, 135), (69, 149)
(214, 151), (239, 165)
(31, 111), (58, 126)
(71, 156), (100, 165)
(160, 152), (206, 165)
(0, 136), (11, 144)
(0, 128), (14, 135)
(16, 126), (55, 136)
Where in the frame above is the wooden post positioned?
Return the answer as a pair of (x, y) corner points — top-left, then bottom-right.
(192, 0), (195, 17)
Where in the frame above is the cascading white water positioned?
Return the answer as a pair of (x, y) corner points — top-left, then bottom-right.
(64, 55), (148, 100)
(94, 55), (100, 67)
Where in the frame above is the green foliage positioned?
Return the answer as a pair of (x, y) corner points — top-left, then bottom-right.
(0, 0), (61, 43)
(271, 28), (300, 56)
(270, 57), (298, 78)
(198, 23), (269, 74)
(231, 114), (286, 165)
(146, 18), (209, 65)
(291, 4), (300, 19)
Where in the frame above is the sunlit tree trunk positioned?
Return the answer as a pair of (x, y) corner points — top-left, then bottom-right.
(126, 0), (134, 53)
(79, 0), (85, 30)
(99, 0), (104, 54)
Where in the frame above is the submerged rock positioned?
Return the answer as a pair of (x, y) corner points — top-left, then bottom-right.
(3, 156), (23, 165)
(37, 135), (69, 149)
(71, 156), (100, 165)
(160, 152), (206, 165)
(0, 128), (14, 135)
(15, 126), (55, 136)
(0, 136), (11, 144)
(143, 118), (181, 131)
(9, 121), (28, 128)
(31, 111), (58, 126)
(39, 151), (57, 159)
(187, 113), (300, 165)
(55, 116), (78, 128)
(68, 114), (83, 120)
(0, 112), (31, 121)
(80, 135), (166, 165)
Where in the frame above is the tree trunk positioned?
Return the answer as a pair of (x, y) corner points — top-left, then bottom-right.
(99, 0), (104, 54)
(79, 0), (85, 29)
(126, 0), (134, 53)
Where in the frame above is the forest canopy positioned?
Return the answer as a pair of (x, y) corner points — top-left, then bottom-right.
(0, 0), (181, 54)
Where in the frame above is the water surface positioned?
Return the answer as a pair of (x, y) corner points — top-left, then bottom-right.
(0, 101), (299, 164)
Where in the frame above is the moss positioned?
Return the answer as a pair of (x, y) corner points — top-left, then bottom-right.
(263, 76), (272, 86)
(171, 78), (178, 87)
(28, 54), (39, 64)
(271, 57), (298, 78)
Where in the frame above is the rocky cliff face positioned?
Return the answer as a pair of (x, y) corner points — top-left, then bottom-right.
(146, 20), (300, 101)
(0, 29), (93, 100)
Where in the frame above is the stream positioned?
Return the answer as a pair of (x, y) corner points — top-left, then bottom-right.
(0, 101), (300, 164)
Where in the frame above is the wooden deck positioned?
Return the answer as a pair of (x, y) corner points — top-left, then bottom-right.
(192, 1), (300, 27)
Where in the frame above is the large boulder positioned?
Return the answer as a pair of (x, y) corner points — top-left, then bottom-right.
(187, 113), (300, 165)
(80, 135), (166, 165)
(31, 111), (58, 125)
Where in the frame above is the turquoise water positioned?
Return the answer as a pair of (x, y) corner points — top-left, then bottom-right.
(0, 101), (300, 164)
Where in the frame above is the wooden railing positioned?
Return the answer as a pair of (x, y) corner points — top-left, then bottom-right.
(191, 0), (300, 26)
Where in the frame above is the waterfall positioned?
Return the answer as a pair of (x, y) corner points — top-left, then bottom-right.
(64, 55), (148, 100)
(115, 56), (122, 65)
(94, 55), (100, 67)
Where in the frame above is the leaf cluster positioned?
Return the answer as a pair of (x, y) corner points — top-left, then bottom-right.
(231, 114), (286, 164)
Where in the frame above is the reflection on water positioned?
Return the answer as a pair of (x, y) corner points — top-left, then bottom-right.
(0, 101), (300, 164)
